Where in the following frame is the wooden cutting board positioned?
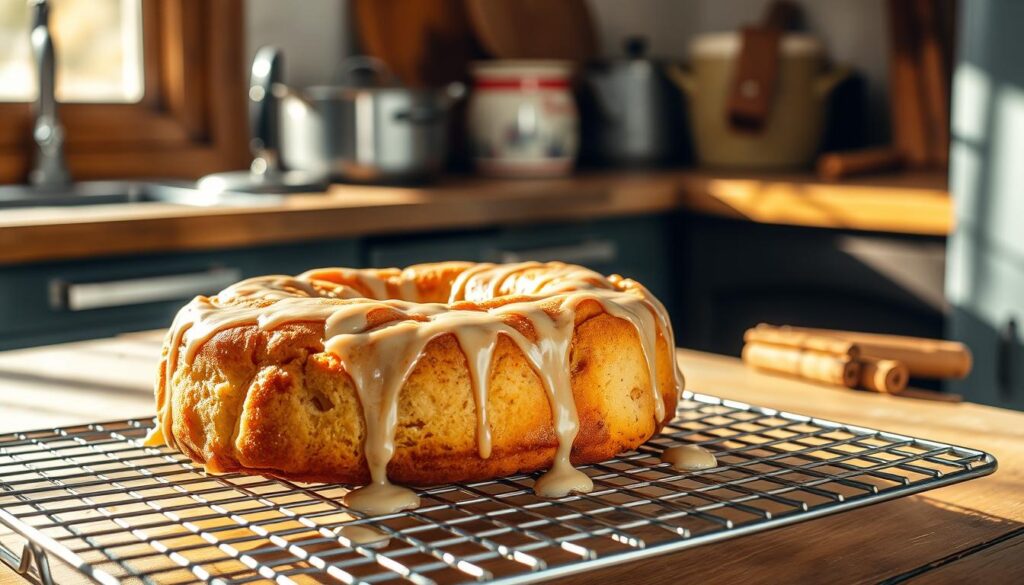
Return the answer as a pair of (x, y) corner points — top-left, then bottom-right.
(464, 0), (598, 63)
(354, 0), (478, 87)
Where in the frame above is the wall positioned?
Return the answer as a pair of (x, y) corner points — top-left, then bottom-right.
(245, 0), (891, 139)
(589, 0), (891, 142)
(946, 0), (1024, 410)
(245, 0), (352, 88)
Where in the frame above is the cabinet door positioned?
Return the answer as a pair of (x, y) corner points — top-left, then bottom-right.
(367, 229), (498, 267)
(677, 217), (946, 357)
(0, 240), (359, 350)
(488, 216), (674, 307)
(364, 216), (674, 308)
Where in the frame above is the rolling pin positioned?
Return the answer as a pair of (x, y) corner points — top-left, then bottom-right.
(816, 147), (905, 181)
(859, 356), (910, 394)
(755, 324), (973, 379)
(742, 342), (861, 388)
(743, 327), (860, 358)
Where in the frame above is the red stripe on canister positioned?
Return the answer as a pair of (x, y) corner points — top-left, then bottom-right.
(473, 78), (570, 90)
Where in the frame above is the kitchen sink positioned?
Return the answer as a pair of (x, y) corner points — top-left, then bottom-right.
(0, 181), (285, 209)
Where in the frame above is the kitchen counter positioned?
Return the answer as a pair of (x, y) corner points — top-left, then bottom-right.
(0, 331), (1019, 584)
(0, 169), (951, 266)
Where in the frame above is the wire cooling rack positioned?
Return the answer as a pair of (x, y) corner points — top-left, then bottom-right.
(0, 391), (996, 585)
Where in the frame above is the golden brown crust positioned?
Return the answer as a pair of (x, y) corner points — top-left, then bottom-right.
(160, 302), (679, 486)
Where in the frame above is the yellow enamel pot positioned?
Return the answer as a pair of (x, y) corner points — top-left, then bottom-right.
(668, 32), (849, 170)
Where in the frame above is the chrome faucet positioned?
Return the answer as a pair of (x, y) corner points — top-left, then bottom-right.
(28, 0), (71, 189)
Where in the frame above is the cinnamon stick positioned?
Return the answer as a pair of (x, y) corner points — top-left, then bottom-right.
(755, 324), (972, 379)
(744, 327), (860, 358)
(742, 342), (861, 388)
(859, 356), (910, 393)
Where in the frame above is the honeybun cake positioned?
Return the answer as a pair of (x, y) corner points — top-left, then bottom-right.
(147, 261), (684, 514)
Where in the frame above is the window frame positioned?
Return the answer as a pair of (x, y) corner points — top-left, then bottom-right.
(0, 0), (248, 183)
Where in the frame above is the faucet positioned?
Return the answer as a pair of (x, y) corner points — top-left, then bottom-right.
(28, 0), (71, 190)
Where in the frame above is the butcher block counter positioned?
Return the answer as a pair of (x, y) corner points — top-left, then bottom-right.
(0, 331), (1020, 584)
(0, 170), (950, 266)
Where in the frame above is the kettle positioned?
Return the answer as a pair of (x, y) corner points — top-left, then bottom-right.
(581, 37), (687, 167)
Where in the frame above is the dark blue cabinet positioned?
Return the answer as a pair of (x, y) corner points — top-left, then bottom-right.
(0, 239), (360, 350)
(366, 215), (674, 309)
(0, 216), (675, 350)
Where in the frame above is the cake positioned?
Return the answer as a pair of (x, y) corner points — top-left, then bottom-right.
(147, 261), (682, 514)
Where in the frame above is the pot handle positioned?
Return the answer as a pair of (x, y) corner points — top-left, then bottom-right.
(394, 105), (444, 124)
(249, 46), (285, 175)
(665, 63), (696, 96)
(393, 82), (466, 123)
(815, 65), (852, 98)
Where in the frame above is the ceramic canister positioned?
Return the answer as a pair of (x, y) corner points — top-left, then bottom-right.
(468, 60), (578, 177)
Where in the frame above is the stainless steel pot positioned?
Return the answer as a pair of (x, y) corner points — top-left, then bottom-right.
(264, 51), (464, 184)
(582, 37), (686, 167)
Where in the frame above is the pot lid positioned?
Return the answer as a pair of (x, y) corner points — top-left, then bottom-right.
(690, 32), (823, 58)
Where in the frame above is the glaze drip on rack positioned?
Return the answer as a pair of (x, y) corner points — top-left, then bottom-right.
(149, 261), (683, 513)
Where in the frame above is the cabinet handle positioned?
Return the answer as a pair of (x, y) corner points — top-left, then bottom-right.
(49, 267), (243, 312)
(998, 317), (1018, 400)
(493, 240), (618, 265)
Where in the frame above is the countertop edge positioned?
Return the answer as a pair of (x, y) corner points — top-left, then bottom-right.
(0, 170), (951, 266)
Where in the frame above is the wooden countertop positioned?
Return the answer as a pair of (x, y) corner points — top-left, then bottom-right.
(0, 170), (951, 266)
(0, 331), (1019, 584)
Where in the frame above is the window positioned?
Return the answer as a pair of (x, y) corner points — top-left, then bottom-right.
(0, 0), (248, 183)
(0, 0), (144, 102)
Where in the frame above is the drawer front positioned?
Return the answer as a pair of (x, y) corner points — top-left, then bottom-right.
(0, 239), (360, 350)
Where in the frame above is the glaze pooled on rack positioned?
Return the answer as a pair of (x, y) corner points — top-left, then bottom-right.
(148, 261), (683, 514)
(661, 444), (717, 471)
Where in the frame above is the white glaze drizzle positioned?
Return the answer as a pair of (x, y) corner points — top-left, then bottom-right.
(153, 262), (682, 511)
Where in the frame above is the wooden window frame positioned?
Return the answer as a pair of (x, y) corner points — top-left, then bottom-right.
(0, 0), (248, 183)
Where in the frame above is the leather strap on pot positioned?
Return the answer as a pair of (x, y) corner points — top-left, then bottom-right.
(726, 1), (800, 132)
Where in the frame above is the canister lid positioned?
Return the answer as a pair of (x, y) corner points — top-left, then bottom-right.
(689, 32), (823, 58)
(470, 60), (575, 79)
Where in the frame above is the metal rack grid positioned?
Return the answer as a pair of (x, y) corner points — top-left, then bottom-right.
(0, 390), (996, 585)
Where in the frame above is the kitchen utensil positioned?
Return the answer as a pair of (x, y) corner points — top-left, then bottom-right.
(816, 146), (905, 181)
(468, 60), (578, 177)
(888, 0), (930, 167)
(354, 0), (477, 87)
(887, 0), (954, 168)
(198, 47), (328, 194)
(581, 36), (686, 167)
(913, 0), (951, 166)
(464, 0), (597, 64)
(669, 33), (849, 170)
(0, 396), (995, 583)
(755, 324), (973, 379)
